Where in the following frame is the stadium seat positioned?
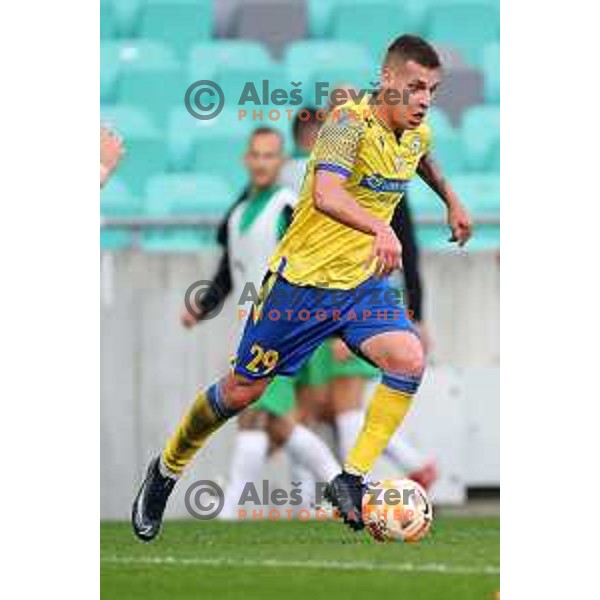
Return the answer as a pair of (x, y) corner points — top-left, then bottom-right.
(100, 40), (123, 94)
(427, 107), (454, 137)
(139, 0), (213, 59)
(111, 0), (144, 38)
(408, 172), (499, 251)
(232, 0), (308, 60)
(306, 0), (338, 37)
(461, 105), (500, 171)
(102, 40), (186, 126)
(188, 41), (274, 83)
(433, 44), (467, 69)
(305, 66), (377, 107)
(433, 66), (484, 127)
(487, 139), (500, 173)
(101, 104), (166, 195)
(194, 130), (252, 191)
(142, 173), (232, 251)
(429, 131), (466, 175)
(408, 176), (446, 219)
(119, 64), (188, 127)
(101, 1), (116, 39)
(426, 4), (499, 65)
(451, 173), (499, 215)
(215, 64), (287, 113)
(285, 41), (375, 89)
(408, 178), (453, 250)
(331, 1), (415, 61)
(100, 63), (120, 103)
(166, 106), (255, 180)
(480, 41), (500, 104)
(100, 177), (140, 249)
(425, 107), (466, 174)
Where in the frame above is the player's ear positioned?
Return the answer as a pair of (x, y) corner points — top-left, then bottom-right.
(380, 63), (393, 88)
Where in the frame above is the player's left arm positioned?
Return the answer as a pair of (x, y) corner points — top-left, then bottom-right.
(416, 153), (472, 246)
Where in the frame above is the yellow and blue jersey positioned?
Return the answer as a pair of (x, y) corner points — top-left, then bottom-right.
(269, 96), (432, 290)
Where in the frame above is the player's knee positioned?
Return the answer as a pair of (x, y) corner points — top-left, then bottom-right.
(379, 338), (425, 376)
(223, 374), (271, 411)
(380, 338), (425, 395)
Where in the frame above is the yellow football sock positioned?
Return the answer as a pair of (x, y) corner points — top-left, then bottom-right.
(162, 383), (231, 475)
(345, 383), (414, 476)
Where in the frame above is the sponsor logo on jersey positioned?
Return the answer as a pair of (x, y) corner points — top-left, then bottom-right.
(359, 174), (409, 194)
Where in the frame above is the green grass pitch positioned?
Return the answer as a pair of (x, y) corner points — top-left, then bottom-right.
(101, 516), (499, 599)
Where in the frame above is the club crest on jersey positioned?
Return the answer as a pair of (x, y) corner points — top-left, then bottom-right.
(409, 134), (422, 155)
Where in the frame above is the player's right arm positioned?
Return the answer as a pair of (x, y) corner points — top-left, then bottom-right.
(314, 172), (401, 276)
(311, 112), (401, 276)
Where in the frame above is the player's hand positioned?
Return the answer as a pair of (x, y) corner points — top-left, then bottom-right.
(181, 306), (201, 329)
(100, 126), (125, 186)
(370, 223), (402, 277)
(447, 201), (472, 247)
(331, 338), (352, 362)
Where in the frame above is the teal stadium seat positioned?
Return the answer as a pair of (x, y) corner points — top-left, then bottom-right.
(100, 177), (140, 249)
(306, 0), (338, 37)
(408, 177), (450, 250)
(305, 66), (378, 107)
(426, 107), (466, 174)
(480, 41), (500, 104)
(101, 104), (166, 195)
(166, 106), (255, 175)
(461, 105), (500, 172)
(111, 0), (144, 37)
(109, 40), (187, 126)
(140, 0), (213, 59)
(100, 63), (119, 103)
(285, 41), (375, 90)
(426, 3), (499, 65)
(193, 109), (256, 191)
(215, 64), (287, 114)
(189, 41), (274, 83)
(448, 172), (500, 249)
(410, 173), (499, 250)
(331, 1), (415, 62)
(451, 173), (499, 215)
(142, 174), (232, 251)
(101, 1), (116, 39)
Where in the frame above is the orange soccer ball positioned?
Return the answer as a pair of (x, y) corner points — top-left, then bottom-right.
(362, 478), (433, 543)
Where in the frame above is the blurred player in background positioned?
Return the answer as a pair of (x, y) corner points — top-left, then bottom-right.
(100, 126), (124, 187)
(180, 127), (340, 519)
(279, 107), (322, 195)
(133, 35), (472, 540)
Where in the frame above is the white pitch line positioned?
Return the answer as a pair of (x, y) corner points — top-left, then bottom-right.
(102, 555), (500, 576)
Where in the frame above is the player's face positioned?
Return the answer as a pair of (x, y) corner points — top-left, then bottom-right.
(245, 133), (284, 188)
(382, 59), (441, 130)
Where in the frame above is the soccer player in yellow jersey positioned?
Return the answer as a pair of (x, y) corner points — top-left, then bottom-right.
(132, 34), (472, 540)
